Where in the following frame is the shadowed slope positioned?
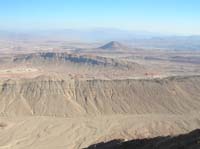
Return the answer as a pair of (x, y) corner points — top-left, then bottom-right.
(85, 129), (200, 149)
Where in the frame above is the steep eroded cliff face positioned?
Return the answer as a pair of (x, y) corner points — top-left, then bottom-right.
(0, 75), (200, 117)
(12, 52), (140, 70)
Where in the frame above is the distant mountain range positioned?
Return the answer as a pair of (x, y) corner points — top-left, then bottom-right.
(0, 28), (163, 41)
(0, 28), (200, 50)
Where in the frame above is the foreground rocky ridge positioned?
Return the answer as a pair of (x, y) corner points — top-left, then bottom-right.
(85, 129), (200, 149)
(0, 75), (200, 117)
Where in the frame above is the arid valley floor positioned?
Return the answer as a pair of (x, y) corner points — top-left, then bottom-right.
(0, 40), (200, 149)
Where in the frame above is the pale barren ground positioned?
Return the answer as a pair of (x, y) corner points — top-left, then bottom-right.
(0, 114), (200, 149)
(0, 40), (200, 149)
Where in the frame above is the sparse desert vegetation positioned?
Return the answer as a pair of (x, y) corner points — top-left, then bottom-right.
(0, 122), (7, 128)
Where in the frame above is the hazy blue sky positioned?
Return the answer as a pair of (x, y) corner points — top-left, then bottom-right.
(0, 0), (200, 35)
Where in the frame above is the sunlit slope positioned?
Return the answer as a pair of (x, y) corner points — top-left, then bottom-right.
(0, 75), (200, 116)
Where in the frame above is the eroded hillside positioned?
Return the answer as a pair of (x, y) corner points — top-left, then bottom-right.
(0, 50), (199, 149)
(0, 52), (146, 79)
(0, 75), (200, 117)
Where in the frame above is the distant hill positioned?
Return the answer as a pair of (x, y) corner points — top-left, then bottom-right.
(98, 41), (128, 51)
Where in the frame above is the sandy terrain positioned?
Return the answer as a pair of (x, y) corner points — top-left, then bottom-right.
(0, 68), (41, 79)
(0, 114), (200, 149)
(0, 74), (199, 148)
(0, 41), (199, 149)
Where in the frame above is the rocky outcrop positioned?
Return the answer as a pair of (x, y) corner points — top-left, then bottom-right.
(85, 129), (200, 149)
(12, 52), (138, 69)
